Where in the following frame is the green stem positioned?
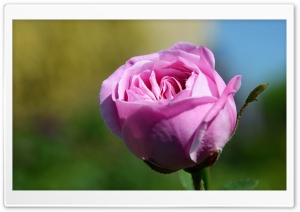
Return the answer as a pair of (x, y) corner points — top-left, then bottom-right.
(228, 102), (248, 141)
(191, 171), (204, 190)
(202, 168), (210, 190)
(191, 168), (210, 190)
(229, 83), (268, 142)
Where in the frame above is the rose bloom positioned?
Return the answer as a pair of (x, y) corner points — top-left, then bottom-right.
(100, 42), (241, 172)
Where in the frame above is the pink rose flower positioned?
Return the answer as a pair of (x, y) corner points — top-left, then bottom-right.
(100, 42), (241, 172)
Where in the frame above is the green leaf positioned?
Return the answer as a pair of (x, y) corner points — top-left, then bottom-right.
(178, 170), (193, 190)
(220, 178), (259, 190)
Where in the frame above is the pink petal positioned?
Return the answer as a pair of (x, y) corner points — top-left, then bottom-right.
(121, 106), (193, 171)
(117, 60), (152, 100)
(189, 101), (235, 163)
(125, 52), (159, 67)
(115, 100), (149, 128)
(121, 97), (217, 170)
(159, 49), (201, 66)
(199, 46), (215, 70)
(126, 87), (153, 101)
(214, 70), (226, 97)
(169, 42), (197, 53)
(191, 71), (214, 97)
(99, 65), (126, 137)
(167, 57), (201, 74)
(131, 74), (156, 100)
(202, 75), (241, 123)
(196, 46), (216, 84)
(163, 96), (217, 118)
(189, 75), (242, 163)
(149, 71), (161, 99)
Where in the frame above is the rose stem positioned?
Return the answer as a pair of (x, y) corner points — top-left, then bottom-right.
(202, 168), (210, 190)
(229, 83), (269, 141)
(191, 168), (210, 190)
(191, 171), (204, 190)
(228, 102), (248, 141)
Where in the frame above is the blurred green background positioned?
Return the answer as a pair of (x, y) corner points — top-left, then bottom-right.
(13, 20), (286, 190)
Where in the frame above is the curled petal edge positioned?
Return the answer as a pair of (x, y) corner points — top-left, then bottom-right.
(189, 75), (242, 162)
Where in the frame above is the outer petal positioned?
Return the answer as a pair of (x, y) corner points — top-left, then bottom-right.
(189, 75), (242, 163)
(121, 96), (217, 171)
(196, 46), (216, 84)
(197, 46), (215, 71)
(201, 75), (241, 123)
(191, 71), (218, 98)
(214, 70), (227, 97)
(121, 106), (192, 171)
(126, 52), (159, 67)
(99, 65), (127, 137)
(169, 42), (197, 53)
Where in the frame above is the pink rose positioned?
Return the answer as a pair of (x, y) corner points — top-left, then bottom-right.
(100, 42), (241, 172)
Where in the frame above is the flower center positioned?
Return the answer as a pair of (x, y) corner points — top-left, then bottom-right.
(125, 69), (190, 102)
(160, 76), (184, 99)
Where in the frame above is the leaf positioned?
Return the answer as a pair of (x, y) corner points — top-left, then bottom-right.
(178, 170), (194, 190)
(220, 178), (259, 190)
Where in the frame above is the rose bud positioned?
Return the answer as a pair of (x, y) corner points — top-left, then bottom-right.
(99, 42), (241, 173)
